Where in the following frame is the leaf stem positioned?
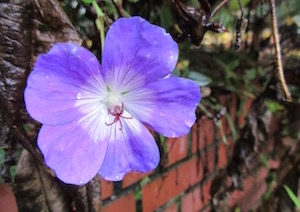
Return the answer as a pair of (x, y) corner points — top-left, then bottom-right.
(92, 0), (105, 53)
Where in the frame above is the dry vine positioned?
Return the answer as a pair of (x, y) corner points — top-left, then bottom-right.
(269, 0), (292, 102)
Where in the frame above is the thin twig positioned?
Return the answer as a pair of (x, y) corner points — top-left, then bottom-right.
(237, 0), (243, 18)
(235, 0), (247, 50)
(210, 0), (228, 18)
(269, 0), (292, 102)
(111, 0), (124, 17)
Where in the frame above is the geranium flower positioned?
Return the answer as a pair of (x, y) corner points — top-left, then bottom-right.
(24, 17), (201, 185)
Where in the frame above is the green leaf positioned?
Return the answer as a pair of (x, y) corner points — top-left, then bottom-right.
(190, 0), (200, 8)
(225, 112), (237, 141)
(245, 68), (257, 81)
(188, 71), (211, 86)
(157, 4), (173, 29)
(234, 206), (241, 212)
(81, 0), (94, 5)
(265, 99), (285, 113)
(0, 148), (4, 182)
(215, 119), (227, 144)
(283, 185), (300, 208)
(229, 0), (250, 10)
(293, 15), (300, 27)
(140, 176), (151, 187)
(259, 153), (268, 168)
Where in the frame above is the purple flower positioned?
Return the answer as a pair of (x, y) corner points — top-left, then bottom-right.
(24, 17), (201, 185)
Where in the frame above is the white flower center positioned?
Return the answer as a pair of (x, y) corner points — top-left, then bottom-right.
(106, 93), (122, 112)
(106, 94), (120, 107)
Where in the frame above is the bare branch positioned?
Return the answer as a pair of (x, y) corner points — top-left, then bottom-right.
(210, 0), (228, 18)
(269, 0), (292, 102)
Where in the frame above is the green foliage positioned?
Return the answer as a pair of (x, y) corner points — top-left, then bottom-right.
(159, 134), (168, 156)
(0, 148), (4, 183)
(0, 148), (19, 183)
(283, 185), (300, 209)
(262, 172), (276, 201)
(265, 99), (285, 113)
(157, 4), (174, 30)
(278, 0), (300, 19)
(259, 153), (269, 168)
(139, 176), (150, 187)
(234, 207), (242, 212)
(228, 0), (250, 11)
(134, 187), (142, 205)
(190, 0), (200, 8)
(293, 15), (300, 28)
(225, 112), (237, 141)
(188, 71), (211, 86)
(81, 0), (93, 4)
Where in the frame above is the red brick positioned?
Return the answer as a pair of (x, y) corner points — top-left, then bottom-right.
(192, 123), (200, 153)
(100, 178), (114, 199)
(217, 142), (227, 168)
(226, 138), (234, 158)
(142, 158), (204, 212)
(181, 181), (212, 212)
(167, 135), (188, 166)
(192, 117), (214, 154)
(254, 167), (268, 186)
(267, 159), (280, 169)
(229, 167), (268, 210)
(142, 169), (176, 212)
(122, 172), (151, 188)
(239, 181), (266, 211)
(102, 192), (136, 212)
(177, 158), (204, 190)
(201, 147), (215, 176)
(0, 183), (18, 212)
(229, 176), (254, 207)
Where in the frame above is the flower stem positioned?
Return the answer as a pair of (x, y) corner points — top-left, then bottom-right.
(92, 0), (105, 54)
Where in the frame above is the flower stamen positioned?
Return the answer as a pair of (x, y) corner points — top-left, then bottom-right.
(105, 103), (133, 130)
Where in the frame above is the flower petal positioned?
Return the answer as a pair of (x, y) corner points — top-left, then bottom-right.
(24, 43), (106, 125)
(101, 17), (178, 91)
(124, 77), (201, 137)
(38, 123), (108, 185)
(98, 117), (160, 181)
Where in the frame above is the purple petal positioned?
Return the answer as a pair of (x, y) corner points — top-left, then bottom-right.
(24, 43), (106, 125)
(101, 17), (178, 91)
(98, 118), (160, 181)
(38, 123), (108, 185)
(124, 77), (201, 137)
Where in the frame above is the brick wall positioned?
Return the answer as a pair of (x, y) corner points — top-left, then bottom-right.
(99, 93), (284, 212)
